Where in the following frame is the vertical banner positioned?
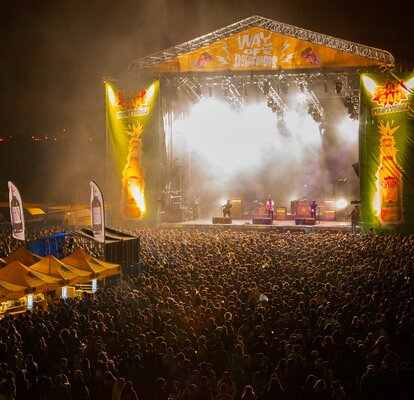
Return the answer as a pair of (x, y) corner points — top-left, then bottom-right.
(105, 79), (160, 224)
(90, 181), (105, 243)
(8, 181), (25, 241)
(360, 72), (414, 234)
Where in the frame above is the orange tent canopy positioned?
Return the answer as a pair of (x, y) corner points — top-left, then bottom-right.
(28, 255), (92, 286)
(62, 248), (121, 279)
(5, 247), (42, 266)
(0, 260), (61, 293)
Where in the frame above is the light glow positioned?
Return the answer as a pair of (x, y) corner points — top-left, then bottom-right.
(335, 198), (348, 209)
(27, 294), (33, 309)
(170, 90), (355, 211)
(362, 76), (377, 96)
(131, 185), (146, 214)
(147, 83), (155, 101)
(337, 117), (359, 143)
(107, 85), (116, 106)
(405, 77), (414, 92)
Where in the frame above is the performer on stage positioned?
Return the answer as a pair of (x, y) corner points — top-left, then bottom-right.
(265, 195), (275, 220)
(222, 200), (232, 218)
(310, 200), (318, 220)
(350, 205), (360, 233)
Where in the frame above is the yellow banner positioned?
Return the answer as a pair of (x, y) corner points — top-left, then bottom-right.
(106, 81), (160, 219)
(152, 27), (383, 73)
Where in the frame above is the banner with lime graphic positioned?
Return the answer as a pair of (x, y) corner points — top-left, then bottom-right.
(360, 72), (414, 234)
(105, 80), (160, 223)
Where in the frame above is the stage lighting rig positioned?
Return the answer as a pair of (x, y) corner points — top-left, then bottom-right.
(222, 77), (246, 111)
(178, 77), (205, 103)
(295, 77), (326, 125)
(344, 95), (359, 120)
(257, 76), (288, 118)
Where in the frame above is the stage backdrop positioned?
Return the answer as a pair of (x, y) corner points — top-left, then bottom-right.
(105, 79), (160, 226)
(360, 72), (414, 234)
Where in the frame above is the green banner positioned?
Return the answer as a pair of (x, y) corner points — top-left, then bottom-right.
(360, 72), (414, 234)
(105, 80), (160, 225)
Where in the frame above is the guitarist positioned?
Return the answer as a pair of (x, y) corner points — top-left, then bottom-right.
(222, 200), (232, 218)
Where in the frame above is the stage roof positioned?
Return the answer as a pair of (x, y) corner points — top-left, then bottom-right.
(128, 15), (394, 74)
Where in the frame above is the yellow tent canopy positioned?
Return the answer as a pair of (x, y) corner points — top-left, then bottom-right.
(28, 255), (92, 286)
(5, 247), (42, 266)
(62, 248), (121, 279)
(0, 260), (61, 293)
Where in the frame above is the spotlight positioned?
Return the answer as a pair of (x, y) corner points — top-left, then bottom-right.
(335, 198), (348, 210)
(208, 86), (213, 97)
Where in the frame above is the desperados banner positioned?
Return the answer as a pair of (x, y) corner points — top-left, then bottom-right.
(360, 72), (414, 234)
(106, 80), (160, 224)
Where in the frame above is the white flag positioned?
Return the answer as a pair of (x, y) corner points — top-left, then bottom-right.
(90, 181), (105, 243)
(8, 181), (25, 241)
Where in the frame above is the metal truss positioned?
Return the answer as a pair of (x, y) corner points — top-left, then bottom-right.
(177, 77), (205, 103)
(128, 15), (394, 73)
(256, 76), (288, 117)
(295, 77), (326, 122)
(222, 77), (246, 111)
(333, 74), (360, 120)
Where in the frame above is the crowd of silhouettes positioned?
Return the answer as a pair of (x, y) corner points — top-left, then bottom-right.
(0, 226), (412, 399)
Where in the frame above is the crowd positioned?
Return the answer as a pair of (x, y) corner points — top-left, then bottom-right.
(0, 226), (413, 399)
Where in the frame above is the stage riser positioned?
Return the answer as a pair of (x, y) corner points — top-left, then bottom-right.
(212, 217), (232, 224)
(252, 218), (273, 225)
(295, 218), (316, 225)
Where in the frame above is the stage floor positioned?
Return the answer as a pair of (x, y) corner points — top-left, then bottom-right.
(161, 218), (356, 233)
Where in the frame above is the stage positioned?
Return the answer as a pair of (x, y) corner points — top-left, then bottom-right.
(161, 217), (356, 233)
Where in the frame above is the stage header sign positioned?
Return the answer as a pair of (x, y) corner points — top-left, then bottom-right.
(360, 72), (414, 234)
(149, 27), (384, 73)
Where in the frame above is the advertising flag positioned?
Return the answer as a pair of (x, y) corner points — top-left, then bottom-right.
(90, 181), (105, 243)
(8, 181), (25, 241)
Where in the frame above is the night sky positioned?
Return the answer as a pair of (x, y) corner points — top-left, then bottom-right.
(1, 0), (413, 139)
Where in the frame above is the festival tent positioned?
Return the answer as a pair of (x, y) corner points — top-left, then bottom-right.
(27, 255), (92, 286)
(0, 280), (29, 302)
(62, 248), (121, 280)
(5, 246), (43, 266)
(0, 261), (62, 300)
